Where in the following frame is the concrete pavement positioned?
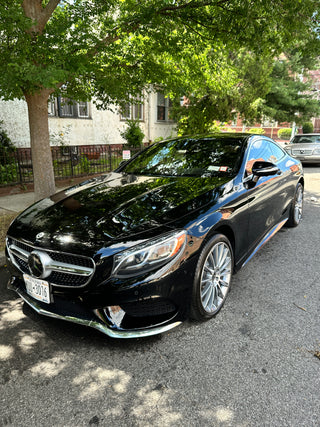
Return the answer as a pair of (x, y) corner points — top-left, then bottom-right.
(0, 191), (37, 266)
(0, 189), (59, 266)
(0, 191), (36, 215)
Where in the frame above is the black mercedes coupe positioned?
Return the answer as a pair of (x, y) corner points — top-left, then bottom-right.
(6, 134), (304, 338)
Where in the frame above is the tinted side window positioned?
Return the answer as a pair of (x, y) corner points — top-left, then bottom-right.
(268, 141), (285, 163)
(246, 139), (283, 174)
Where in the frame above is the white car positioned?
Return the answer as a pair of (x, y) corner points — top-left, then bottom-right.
(284, 133), (320, 164)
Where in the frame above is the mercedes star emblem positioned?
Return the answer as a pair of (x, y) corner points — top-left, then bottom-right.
(28, 252), (44, 278)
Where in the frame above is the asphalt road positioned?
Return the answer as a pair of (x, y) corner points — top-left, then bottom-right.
(1, 167), (319, 427)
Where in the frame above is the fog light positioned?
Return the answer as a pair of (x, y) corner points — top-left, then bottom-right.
(104, 306), (125, 327)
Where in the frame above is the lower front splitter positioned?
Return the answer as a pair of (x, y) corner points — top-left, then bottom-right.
(11, 283), (182, 339)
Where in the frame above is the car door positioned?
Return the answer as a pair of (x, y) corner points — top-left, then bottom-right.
(244, 138), (289, 251)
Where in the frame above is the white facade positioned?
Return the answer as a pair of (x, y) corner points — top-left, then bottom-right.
(0, 92), (176, 148)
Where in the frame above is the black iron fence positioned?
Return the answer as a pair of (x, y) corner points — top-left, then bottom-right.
(0, 144), (142, 187)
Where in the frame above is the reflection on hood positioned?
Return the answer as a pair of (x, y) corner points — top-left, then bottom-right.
(9, 172), (231, 251)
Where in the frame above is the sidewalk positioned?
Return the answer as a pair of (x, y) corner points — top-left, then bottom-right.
(0, 178), (89, 268)
(0, 191), (36, 215)
(0, 190), (38, 267)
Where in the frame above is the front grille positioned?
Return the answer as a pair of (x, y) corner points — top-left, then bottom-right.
(6, 237), (95, 288)
(292, 149), (313, 156)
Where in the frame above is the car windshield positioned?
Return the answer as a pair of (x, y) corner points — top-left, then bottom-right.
(291, 135), (320, 144)
(122, 137), (244, 177)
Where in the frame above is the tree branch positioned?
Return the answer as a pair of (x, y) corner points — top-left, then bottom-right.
(159, 0), (213, 14)
(22, 0), (61, 34)
(87, 0), (230, 58)
(89, 22), (141, 57)
(38, 0), (62, 33)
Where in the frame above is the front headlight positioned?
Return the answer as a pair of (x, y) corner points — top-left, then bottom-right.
(112, 230), (187, 278)
(313, 148), (320, 155)
(285, 147), (292, 155)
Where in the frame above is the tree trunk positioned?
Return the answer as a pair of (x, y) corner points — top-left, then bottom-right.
(25, 90), (56, 201)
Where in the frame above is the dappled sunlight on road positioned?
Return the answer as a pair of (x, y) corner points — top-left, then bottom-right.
(73, 363), (131, 399)
(0, 344), (14, 361)
(18, 330), (45, 353)
(131, 383), (183, 425)
(0, 298), (25, 328)
(201, 407), (234, 423)
(30, 354), (70, 378)
(0, 281), (238, 426)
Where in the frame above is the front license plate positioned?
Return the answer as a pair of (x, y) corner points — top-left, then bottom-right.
(23, 274), (51, 304)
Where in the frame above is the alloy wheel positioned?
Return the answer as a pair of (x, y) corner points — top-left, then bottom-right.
(200, 242), (232, 314)
(294, 185), (303, 224)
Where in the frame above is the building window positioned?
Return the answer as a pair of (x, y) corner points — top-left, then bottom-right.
(58, 97), (74, 117)
(157, 93), (172, 121)
(77, 101), (90, 118)
(48, 97), (91, 119)
(48, 100), (56, 117)
(120, 103), (132, 120)
(120, 97), (144, 121)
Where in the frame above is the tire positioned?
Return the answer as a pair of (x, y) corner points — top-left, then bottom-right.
(190, 233), (234, 321)
(286, 183), (303, 227)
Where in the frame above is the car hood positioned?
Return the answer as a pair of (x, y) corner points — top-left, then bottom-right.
(8, 172), (230, 255)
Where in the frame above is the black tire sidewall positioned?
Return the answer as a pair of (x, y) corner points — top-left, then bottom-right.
(287, 182), (303, 227)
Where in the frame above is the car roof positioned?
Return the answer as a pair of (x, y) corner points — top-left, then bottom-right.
(163, 132), (272, 142)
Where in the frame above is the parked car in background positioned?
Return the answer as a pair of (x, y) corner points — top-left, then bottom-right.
(6, 134), (304, 339)
(284, 133), (320, 164)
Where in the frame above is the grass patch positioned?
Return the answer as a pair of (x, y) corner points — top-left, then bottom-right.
(0, 212), (17, 250)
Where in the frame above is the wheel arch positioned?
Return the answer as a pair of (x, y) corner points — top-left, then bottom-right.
(298, 176), (304, 188)
(204, 224), (236, 259)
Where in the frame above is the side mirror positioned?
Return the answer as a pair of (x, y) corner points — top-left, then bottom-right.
(251, 161), (280, 177)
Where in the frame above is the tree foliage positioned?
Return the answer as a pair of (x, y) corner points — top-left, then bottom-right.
(262, 54), (320, 125)
(173, 49), (320, 136)
(0, 121), (16, 160)
(0, 0), (319, 198)
(120, 120), (145, 148)
(171, 49), (273, 135)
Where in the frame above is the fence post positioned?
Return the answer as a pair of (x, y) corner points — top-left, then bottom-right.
(16, 150), (23, 185)
(70, 147), (74, 177)
(108, 145), (112, 172)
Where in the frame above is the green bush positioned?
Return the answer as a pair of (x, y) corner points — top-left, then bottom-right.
(277, 128), (292, 140)
(0, 121), (16, 162)
(302, 122), (314, 134)
(79, 155), (90, 174)
(219, 127), (236, 133)
(248, 128), (265, 134)
(121, 120), (144, 147)
(0, 163), (18, 184)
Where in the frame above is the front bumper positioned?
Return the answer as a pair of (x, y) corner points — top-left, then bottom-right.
(6, 251), (196, 338)
(288, 154), (320, 164)
(9, 279), (182, 338)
